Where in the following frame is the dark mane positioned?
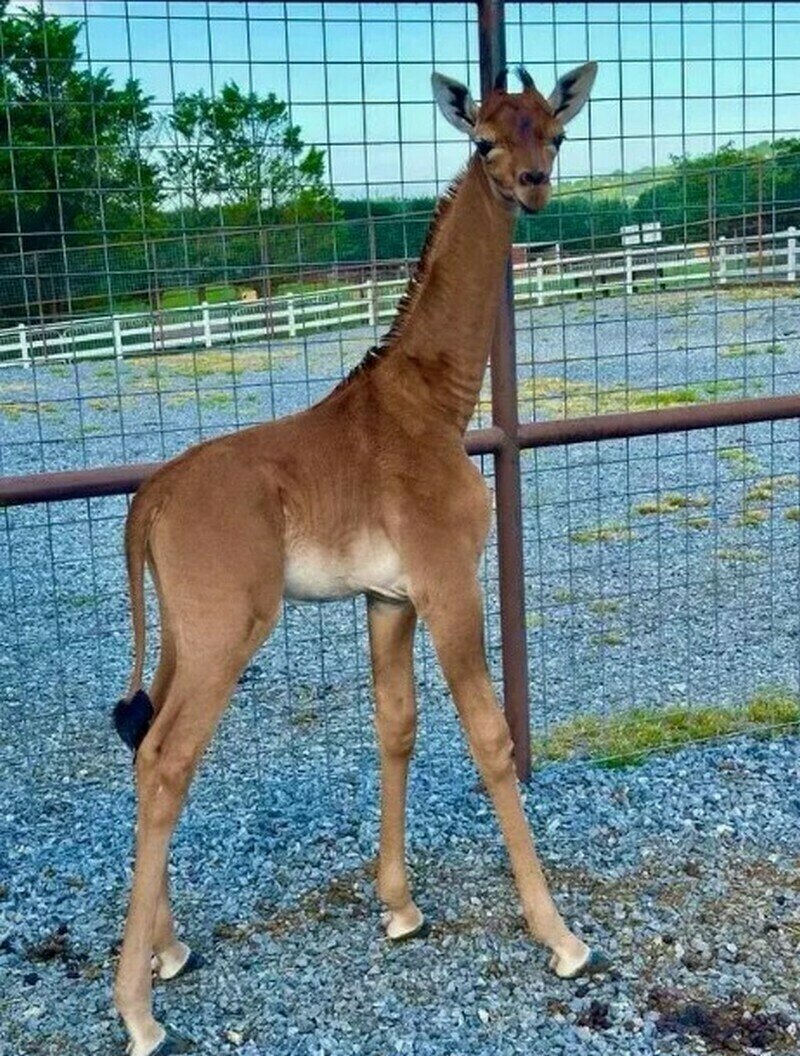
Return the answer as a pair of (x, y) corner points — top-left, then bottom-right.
(327, 168), (467, 396)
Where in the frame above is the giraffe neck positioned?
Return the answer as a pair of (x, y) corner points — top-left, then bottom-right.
(390, 155), (517, 432)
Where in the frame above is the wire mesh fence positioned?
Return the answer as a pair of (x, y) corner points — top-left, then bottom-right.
(1, 0), (799, 796)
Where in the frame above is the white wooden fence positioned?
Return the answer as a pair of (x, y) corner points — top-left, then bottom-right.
(1, 227), (796, 369)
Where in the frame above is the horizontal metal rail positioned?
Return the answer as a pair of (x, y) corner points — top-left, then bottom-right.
(3, 396), (799, 508)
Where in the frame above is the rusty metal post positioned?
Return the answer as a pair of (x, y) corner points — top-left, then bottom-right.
(478, 0), (532, 781)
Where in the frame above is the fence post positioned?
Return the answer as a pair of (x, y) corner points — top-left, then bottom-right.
(18, 322), (30, 369)
(202, 301), (212, 348)
(287, 294), (296, 338)
(365, 279), (375, 327)
(625, 248), (633, 295)
(112, 315), (123, 360)
(479, 0), (531, 782)
(535, 257), (544, 306)
(788, 227), (797, 283)
(718, 235), (727, 285)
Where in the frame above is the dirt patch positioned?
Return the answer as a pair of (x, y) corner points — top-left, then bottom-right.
(214, 861), (378, 943)
(649, 988), (796, 1052)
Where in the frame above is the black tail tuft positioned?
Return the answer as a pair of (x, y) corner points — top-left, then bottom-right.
(113, 689), (154, 753)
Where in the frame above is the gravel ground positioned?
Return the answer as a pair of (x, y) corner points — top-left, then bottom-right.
(1, 720), (800, 1056)
(1, 287), (800, 1054)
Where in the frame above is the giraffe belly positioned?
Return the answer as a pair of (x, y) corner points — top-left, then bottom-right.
(283, 536), (409, 603)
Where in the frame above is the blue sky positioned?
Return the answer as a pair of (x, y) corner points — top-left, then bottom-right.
(36, 2), (800, 198)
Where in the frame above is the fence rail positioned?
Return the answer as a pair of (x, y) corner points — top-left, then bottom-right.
(1, 227), (797, 369)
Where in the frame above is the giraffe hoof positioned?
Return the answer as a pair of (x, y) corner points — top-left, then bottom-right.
(126, 1030), (179, 1056)
(552, 947), (611, 980)
(146, 1031), (192, 1056)
(383, 912), (430, 942)
(157, 948), (204, 982)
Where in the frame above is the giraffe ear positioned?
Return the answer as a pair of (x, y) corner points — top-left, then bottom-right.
(432, 72), (478, 136)
(548, 61), (597, 125)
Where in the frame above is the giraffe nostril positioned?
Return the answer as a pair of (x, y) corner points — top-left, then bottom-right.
(519, 170), (548, 187)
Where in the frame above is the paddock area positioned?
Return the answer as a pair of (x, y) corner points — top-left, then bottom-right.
(2, 1), (800, 1054)
(3, 286), (800, 1054)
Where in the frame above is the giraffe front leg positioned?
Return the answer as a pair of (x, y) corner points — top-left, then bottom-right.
(367, 598), (426, 940)
(422, 574), (609, 978)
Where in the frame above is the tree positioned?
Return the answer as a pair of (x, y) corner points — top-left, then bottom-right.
(0, 4), (159, 253)
(163, 81), (331, 224)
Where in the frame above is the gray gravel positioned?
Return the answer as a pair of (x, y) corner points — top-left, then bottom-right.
(1, 720), (800, 1055)
(2, 287), (800, 1054)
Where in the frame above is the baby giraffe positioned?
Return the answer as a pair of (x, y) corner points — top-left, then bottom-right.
(113, 62), (602, 1056)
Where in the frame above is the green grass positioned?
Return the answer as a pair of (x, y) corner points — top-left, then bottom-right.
(685, 516), (712, 530)
(587, 598), (622, 615)
(60, 593), (94, 609)
(0, 401), (60, 421)
(533, 690), (800, 768)
(570, 523), (634, 545)
(734, 508), (770, 528)
(114, 284), (239, 314)
(726, 283), (800, 302)
(722, 340), (787, 358)
(634, 493), (710, 516)
(718, 446), (761, 474)
(717, 546), (767, 564)
(507, 376), (750, 421)
(745, 475), (800, 504)
(526, 612), (546, 630)
(87, 397), (115, 413)
(552, 587), (578, 605)
(198, 390), (233, 410)
(786, 508), (800, 522)
(590, 631), (626, 647)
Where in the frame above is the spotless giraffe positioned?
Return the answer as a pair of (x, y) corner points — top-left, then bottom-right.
(112, 62), (602, 1056)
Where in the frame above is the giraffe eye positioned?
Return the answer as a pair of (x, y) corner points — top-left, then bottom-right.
(476, 138), (495, 156)
(552, 133), (565, 150)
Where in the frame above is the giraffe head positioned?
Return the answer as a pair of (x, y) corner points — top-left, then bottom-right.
(432, 63), (597, 214)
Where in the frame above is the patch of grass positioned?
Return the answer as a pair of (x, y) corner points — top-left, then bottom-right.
(199, 390), (233, 410)
(685, 516), (712, 530)
(87, 397), (114, 413)
(114, 283), (240, 314)
(785, 508), (800, 522)
(526, 612), (546, 630)
(745, 475), (800, 504)
(45, 363), (70, 377)
(718, 446), (761, 474)
(533, 690), (800, 768)
(289, 709), (319, 729)
(60, 593), (94, 608)
(552, 587), (578, 604)
(726, 283), (798, 302)
(722, 340), (786, 358)
(587, 598), (622, 615)
(93, 365), (116, 379)
(0, 400), (60, 421)
(590, 631), (626, 647)
(717, 546), (766, 563)
(511, 376), (748, 420)
(165, 391), (196, 408)
(734, 508), (769, 528)
(142, 348), (296, 381)
(634, 493), (710, 516)
(570, 523), (634, 545)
